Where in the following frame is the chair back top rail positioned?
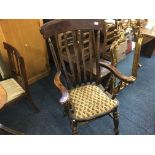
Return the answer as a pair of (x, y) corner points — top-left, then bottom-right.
(40, 19), (103, 39)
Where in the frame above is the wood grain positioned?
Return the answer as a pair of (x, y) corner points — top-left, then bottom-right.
(0, 19), (50, 84)
(99, 61), (135, 83)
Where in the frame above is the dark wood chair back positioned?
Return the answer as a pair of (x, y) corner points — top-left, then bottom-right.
(0, 42), (40, 135)
(3, 42), (28, 91)
(40, 20), (104, 88)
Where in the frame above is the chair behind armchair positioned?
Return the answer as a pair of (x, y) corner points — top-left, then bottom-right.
(0, 42), (40, 134)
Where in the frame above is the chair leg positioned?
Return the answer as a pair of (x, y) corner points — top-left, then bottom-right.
(27, 94), (40, 112)
(112, 108), (119, 135)
(71, 120), (78, 135)
(63, 105), (68, 117)
(0, 123), (24, 135)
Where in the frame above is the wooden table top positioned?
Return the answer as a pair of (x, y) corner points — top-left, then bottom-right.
(0, 84), (7, 109)
(141, 26), (155, 38)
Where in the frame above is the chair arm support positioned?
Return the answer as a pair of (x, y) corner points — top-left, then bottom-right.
(54, 71), (70, 104)
(99, 61), (136, 83)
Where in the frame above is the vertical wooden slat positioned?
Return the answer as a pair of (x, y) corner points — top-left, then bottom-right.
(13, 50), (20, 76)
(7, 49), (16, 77)
(12, 52), (17, 73)
(14, 52), (20, 75)
(18, 58), (22, 80)
(78, 30), (87, 83)
(48, 37), (60, 71)
(102, 22), (107, 58)
(88, 30), (93, 82)
(95, 30), (101, 84)
(72, 30), (81, 85)
(55, 35), (71, 88)
(63, 33), (76, 84)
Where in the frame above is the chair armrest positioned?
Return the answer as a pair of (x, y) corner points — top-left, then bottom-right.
(99, 61), (136, 83)
(54, 71), (69, 104)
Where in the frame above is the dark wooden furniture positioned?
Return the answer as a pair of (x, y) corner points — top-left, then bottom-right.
(0, 42), (40, 135)
(125, 19), (154, 58)
(40, 20), (135, 134)
(140, 26), (155, 58)
(0, 86), (21, 135)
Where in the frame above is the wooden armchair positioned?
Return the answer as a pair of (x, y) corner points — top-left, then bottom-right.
(40, 20), (135, 134)
(0, 42), (40, 134)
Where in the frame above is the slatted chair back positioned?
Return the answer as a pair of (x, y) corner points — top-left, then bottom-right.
(3, 42), (28, 90)
(40, 19), (104, 88)
(101, 20), (119, 64)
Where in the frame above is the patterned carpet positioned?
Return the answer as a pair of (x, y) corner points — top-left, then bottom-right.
(0, 55), (155, 135)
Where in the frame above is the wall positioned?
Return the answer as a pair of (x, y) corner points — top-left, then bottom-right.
(0, 19), (50, 84)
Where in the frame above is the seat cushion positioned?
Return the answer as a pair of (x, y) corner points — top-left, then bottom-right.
(0, 78), (25, 103)
(70, 85), (118, 121)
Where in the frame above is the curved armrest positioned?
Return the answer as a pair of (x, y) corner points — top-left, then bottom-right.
(99, 61), (136, 83)
(54, 71), (69, 104)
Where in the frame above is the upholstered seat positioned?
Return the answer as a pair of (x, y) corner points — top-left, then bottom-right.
(70, 85), (118, 121)
(0, 78), (25, 103)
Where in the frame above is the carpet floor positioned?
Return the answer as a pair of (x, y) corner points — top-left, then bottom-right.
(0, 55), (155, 135)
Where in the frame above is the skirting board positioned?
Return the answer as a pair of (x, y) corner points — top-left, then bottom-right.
(28, 68), (51, 85)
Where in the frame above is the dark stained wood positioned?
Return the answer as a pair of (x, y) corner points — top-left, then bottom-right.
(88, 31), (94, 82)
(141, 27), (155, 37)
(72, 31), (81, 84)
(140, 26), (155, 58)
(55, 35), (71, 87)
(40, 19), (103, 39)
(140, 37), (155, 58)
(48, 38), (60, 71)
(113, 107), (119, 135)
(0, 123), (24, 135)
(0, 42), (40, 135)
(40, 20), (135, 135)
(63, 33), (76, 84)
(95, 30), (101, 84)
(4, 42), (28, 90)
(99, 61), (136, 83)
(80, 30), (87, 83)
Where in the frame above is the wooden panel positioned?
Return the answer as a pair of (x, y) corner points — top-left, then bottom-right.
(142, 35), (154, 44)
(0, 23), (7, 62)
(0, 23), (10, 78)
(141, 27), (155, 37)
(0, 19), (50, 84)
